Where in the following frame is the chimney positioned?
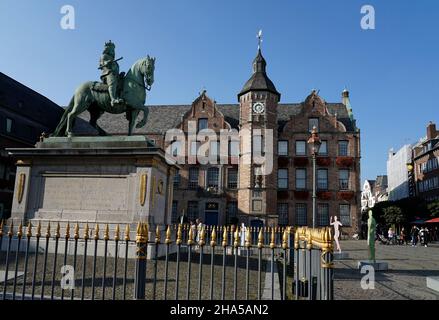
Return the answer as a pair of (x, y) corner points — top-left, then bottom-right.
(427, 121), (437, 140)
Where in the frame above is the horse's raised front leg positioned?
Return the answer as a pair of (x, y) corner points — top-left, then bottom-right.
(128, 109), (140, 136)
(136, 106), (149, 129)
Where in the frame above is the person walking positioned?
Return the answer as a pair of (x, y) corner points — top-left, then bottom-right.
(421, 226), (429, 247)
(419, 226), (428, 247)
(388, 227), (395, 244)
(400, 227), (407, 245)
(411, 226), (419, 246)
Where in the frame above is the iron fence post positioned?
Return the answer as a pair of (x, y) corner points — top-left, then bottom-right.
(134, 222), (148, 300)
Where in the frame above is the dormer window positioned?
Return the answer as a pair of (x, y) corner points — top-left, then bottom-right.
(198, 118), (208, 132)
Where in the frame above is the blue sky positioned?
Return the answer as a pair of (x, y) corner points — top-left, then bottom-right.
(1, 0), (438, 183)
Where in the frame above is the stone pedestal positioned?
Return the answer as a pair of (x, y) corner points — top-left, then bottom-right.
(357, 261), (389, 271)
(333, 252), (349, 260)
(8, 136), (179, 230)
(427, 276), (439, 292)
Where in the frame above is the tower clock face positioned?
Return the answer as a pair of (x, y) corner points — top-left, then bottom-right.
(253, 102), (265, 114)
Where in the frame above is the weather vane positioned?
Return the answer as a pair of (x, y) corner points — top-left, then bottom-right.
(257, 29), (263, 50)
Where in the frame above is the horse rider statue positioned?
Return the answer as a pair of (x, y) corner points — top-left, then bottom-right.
(99, 40), (124, 106)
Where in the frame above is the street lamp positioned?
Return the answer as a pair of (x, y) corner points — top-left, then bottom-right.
(308, 126), (322, 229)
(406, 162), (416, 197)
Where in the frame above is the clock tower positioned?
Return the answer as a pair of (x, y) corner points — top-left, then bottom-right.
(237, 35), (281, 226)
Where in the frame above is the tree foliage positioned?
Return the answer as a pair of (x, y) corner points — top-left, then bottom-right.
(383, 206), (406, 225)
(427, 201), (439, 217)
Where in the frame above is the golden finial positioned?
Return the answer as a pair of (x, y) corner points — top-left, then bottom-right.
(74, 222), (79, 240)
(55, 222), (61, 239)
(245, 226), (252, 248)
(155, 225), (161, 244)
(258, 228), (264, 249)
(114, 224), (120, 241)
(187, 225), (194, 246)
(136, 222), (148, 243)
(222, 225), (228, 247)
(176, 224), (183, 245)
(8, 220), (14, 238)
(36, 221), (41, 238)
(45, 222), (51, 238)
(136, 222), (142, 235)
(104, 224), (110, 241)
(165, 225), (172, 244)
(65, 222), (70, 239)
(270, 227), (276, 249)
(83, 223), (89, 240)
(26, 221), (32, 238)
(143, 223), (149, 239)
(94, 224), (100, 240)
(282, 228), (289, 250)
(306, 229), (313, 250)
(199, 226), (205, 246)
(124, 224), (130, 241)
(294, 227), (299, 249)
(210, 226), (217, 247)
(234, 226), (240, 248)
(17, 221), (23, 239)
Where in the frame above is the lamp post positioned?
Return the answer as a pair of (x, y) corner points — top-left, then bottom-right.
(308, 126), (322, 229)
(406, 162), (416, 197)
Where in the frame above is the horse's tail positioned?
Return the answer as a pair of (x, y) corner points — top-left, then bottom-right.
(52, 96), (74, 136)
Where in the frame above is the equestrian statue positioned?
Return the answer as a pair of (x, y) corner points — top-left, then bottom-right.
(52, 41), (155, 137)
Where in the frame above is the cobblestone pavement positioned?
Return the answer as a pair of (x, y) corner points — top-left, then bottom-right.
(334, 240), (439, 300)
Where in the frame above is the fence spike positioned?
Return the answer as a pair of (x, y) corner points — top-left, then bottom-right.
(74, 222), (79, 240)
(270, 227), (276, 249)
(8, 220), (14, 237)
(258, 228), (264, 249)
(282, 228), (289, 250)
(210, 226), (217, 247)
(155, 225), (161, 244)
(222, 226), (228, 247)
(94, 223), (100, 240)
(84, 223), (89, 240)
(187, 224), (194, 246)
(65, 222), (70, 239)
(17, 221), (23, 238)
(124, 224), (130, 241)
(176, 224), (182, 245)
(55, 222), (61, 239)
(199, 226), (205, 246)
(26, 221), (32, 238)
(234, 226), (240, 248)
(165, 225), (172, 244)
(245, 226), (252, 248)
(36, 221), (41, 238)
(104, 224), (110, 241)
(45, 222), (51, 238)
(114, 224), (120, 241)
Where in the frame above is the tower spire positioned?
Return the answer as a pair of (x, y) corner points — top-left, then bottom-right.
(257, 29), (263, 51)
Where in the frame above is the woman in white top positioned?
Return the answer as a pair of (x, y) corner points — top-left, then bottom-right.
(388, 227), (394, 241)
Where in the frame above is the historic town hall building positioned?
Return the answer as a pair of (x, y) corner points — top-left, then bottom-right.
(77, 47), (361, 235)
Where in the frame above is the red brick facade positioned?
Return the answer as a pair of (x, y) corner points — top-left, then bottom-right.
(142, 52), (361, 235)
